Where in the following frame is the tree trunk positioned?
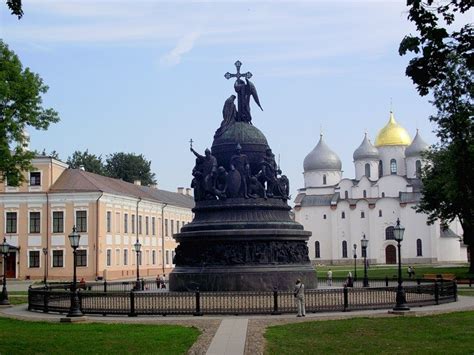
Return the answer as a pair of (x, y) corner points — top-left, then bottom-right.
(469, 244), (474, 274)
(463, 224), (474, 274)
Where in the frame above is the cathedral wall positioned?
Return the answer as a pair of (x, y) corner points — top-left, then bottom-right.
(304, 170), (341, 188)
(296, 205), (332, 261)
(354, 160), (379, 181)
(406, 156), (423, 179)
(378, 145), (407, 177)
(375, 175), (409, 198)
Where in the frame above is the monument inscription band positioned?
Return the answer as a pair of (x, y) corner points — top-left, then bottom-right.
(170, 61), (316, 291)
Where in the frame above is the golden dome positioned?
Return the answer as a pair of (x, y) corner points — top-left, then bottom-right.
(374, 112), (411, 147)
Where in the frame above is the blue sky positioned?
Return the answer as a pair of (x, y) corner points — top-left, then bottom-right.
(1, 1), (460, 198)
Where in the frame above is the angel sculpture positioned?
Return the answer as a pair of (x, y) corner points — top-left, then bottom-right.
(234, 78), (263, 123)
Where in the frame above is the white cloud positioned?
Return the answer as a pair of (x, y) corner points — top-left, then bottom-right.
(160, 32), (201, 66)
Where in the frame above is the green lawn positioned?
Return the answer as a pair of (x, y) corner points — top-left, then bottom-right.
(0, 317), (200, 354)
(316, 264), (473, 279)
(265, 311), (474, 355)
(7, 296), (27, 305)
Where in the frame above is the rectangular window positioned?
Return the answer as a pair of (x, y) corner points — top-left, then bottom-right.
(76, 211), (87, 233)
(165, 250), (170, 265)
(115, 212), (120, 233)
(76, 250), (87, 267)
(6, 212), (17, 234)
(30, 172), (41, 186)
(138, 216), (142, 235)
(106, 211), (112, 233)
(171, 220), (174, 235)
(152, 217), (156, 236)
(361, 211), (365, 218)
(52, 211), (64, 233)
(145, 216), (149, 235)
(131, 214), (135, 234)
(124, 214), (128, 234)
(146, 250), (150, 265)
(152, 250), (156, 265)
(124, 249), (128, 266)
(115, 249), (120, 266)
(29, 250), (40, 268)
(138, 251), (142, 266)
(106, 249), (111, 267)
(52, 250), (64, 267)
(165, 219), (168, 236)
(29, 212), (41, 233)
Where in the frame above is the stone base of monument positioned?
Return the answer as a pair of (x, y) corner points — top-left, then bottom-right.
(170, 264), (317, 292)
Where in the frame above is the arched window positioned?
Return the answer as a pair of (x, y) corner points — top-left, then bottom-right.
(315, 241), (321, 258)
(416, 239), (423, 256)
(344, 191), (349, 199)
(390, 159), (397, 174)
(363, 190), (367, 198)
(365, 163), (370, 178)
(379, 160), (383, 178)
(378, 209), (382, 217)
(361, 211), (365, 218)
(416, 160), (422, 178)
(382, 192), (385, 198)
(323, 174), (327, 185)
(341, 211), (345, 219)
(342, 241), (348, 258)
(323, 214), (327, 220)
(385, 226), (395, 240)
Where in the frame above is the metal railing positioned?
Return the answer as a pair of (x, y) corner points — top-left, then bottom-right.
(28, 280), (457, 316)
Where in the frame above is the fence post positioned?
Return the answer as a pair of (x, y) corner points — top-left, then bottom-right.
(141, 278), (145, 291)
(417, 278), (421, 286)
(194, 288), (203, 316)
(128, 290), (137, 317)
(104, 280), (107, 293)
(453, 281), (458, 302)
(343, 287), (349, 312)
(385, 276), (389, 287)
(434, 281), (439, 305)
(43, 288), (49, 313)
(271, 289), (281, 315)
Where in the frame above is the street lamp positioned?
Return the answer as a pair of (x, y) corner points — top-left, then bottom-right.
(134, 240), (142, 291)
(0, 238), (11, 305)
(67, 226), (83, 317)
(42, 247), (48, 286)
(352, 244), (357, 282)
(393, 218), (410, 311)
(361, 234), (369, 287)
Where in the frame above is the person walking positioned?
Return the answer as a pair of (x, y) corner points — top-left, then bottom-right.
(294, 279), (305, 317)
(327, 269), (333, 286)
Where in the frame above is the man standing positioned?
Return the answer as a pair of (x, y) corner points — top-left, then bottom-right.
(327, 269), (333, 286)
(294, 279), (305, 317)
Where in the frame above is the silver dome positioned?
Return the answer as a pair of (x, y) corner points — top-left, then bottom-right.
(405, 130), (429, 157)
(304, 135), (342, 171)
(353, 133), (379, 161)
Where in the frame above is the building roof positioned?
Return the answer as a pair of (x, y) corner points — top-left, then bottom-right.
(440, 227), (461, 239)
(49, 169), (194, 209)
(353, 133), (379, 161)
(374, 112), (411, 147)
(405, 130), (429, 157)
(303, 134), (342, 172)
(297, 194), (337, 207)
(399, 192), (422, 203)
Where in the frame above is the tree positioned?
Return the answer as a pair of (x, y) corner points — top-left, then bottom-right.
(399, 0), (474, 271)
(0, 40), (59, 186)
(67, 150), (105, 175)
(6, 0), (23, 19)
(105, 152), (157, 186)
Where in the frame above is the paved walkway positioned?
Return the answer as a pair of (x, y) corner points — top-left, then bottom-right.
(1, 296), (474, 355)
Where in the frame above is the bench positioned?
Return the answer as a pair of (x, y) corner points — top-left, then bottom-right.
(423, 273), (456, 281)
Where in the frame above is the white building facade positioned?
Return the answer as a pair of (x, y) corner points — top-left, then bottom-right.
(295, 112), (467, 265)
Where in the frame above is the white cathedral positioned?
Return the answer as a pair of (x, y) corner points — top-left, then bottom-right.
(294, 112), (467, 265)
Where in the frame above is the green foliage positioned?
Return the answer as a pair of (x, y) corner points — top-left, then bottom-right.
(265, 311), (474, 354)
(400, 1), (474, 271)
(105, 152), (157, 186)
(0, 318), (200, 354)
(6, 0), (23, 19)
(67, 150), (105, 175)
(0, 40), (59, 186)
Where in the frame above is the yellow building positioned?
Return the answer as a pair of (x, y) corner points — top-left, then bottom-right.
(0, 155), (194, 281)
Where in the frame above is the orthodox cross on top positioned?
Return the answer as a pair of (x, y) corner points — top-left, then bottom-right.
(224, 60), (253, 81)
(189, 138), (194, 149)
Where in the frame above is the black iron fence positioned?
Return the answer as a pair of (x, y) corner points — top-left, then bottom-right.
(28, 280), (457, 316)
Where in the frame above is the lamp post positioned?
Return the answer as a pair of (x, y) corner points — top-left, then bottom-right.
(0, 238), (11, 305)
(67, 226), (83, 317)
(393, 218), (410, 311)
(361, 234), (369, 287)
(134, 240), (142, 291)
(42, 247), (48, 286)
(352, 244), (357, 282)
